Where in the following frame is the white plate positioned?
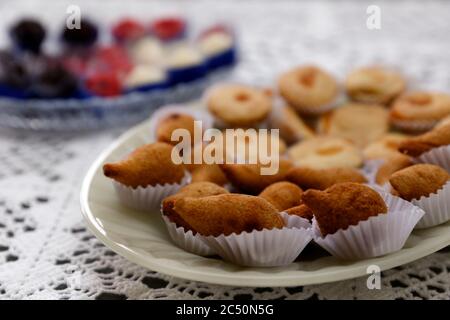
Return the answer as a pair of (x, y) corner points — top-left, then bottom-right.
(80, 118), (450, 287)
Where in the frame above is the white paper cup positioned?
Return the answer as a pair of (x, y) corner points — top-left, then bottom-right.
(280, 211), (311, 229)
(161, 214), (215, 256)
(148, 104), (214, 142)
(113, 172), (191, 212)
(361, 159), (385, 185)
(312, 192), (424, 260)
(415, 145), (450, 172)
(412, 181), (450, 229)
(201, 224), (312, 267)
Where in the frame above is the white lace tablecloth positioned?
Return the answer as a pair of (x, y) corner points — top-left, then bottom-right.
(1, 0), (450, 300)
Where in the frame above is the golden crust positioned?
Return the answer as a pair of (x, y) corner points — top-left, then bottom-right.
(285, 204), (314, 221)
(318, 103), (389, 148)
(207, 84), (272, 127)
(302, 183), (387, 236)
(363, 133), (411, 160)
(191, 164), (229, 186)
(219, 159), (294, 194)
(398, 122), (450, 157)
(103, 142), (185, 188)
(390, 92), (450, 122)
(156, 113), (196, 146)
(287, 136), (363, 169)
(162, 182), (229, 231)
(287, 167), (367, 190)
(172, 194), (284, 236)
(375, 154), (413, 185)
(278, 65), (338, 111)
(269, 105), (315, 144)
(389, 164), (449, 201)
(258, 181), (303, 211)
(345, 66), (405, 104)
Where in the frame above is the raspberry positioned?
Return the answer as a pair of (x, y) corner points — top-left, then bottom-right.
(150, 17), (186, 41)
(112, 18), (146, 43)
(85, 71), (122, 97)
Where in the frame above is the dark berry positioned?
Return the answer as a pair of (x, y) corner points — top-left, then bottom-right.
(0, 55), (30, 89)
(10, 19), (46, 54)
(62, 19), (98, 47)
(151, 17), (186, 41)
(31, 63), (78, 98)
(85, 72), (122, 97)
(112, 19), (146, 43)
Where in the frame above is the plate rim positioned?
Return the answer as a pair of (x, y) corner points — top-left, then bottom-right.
(80, 120), (450, 287)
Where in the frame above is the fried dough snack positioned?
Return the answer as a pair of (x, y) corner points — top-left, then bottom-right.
(389, 164), (449, 201)
(375, 154), (413, 185)
(398, 123), (450, 157)
(220, 159), (294, 194)
(287, 167), (367, 190)
(285, 204), (314, 221)
(302, 183), (387, 236)
(162, 182), (229, 231)
(103, 142), (185, 188)
(172, 194), (284, 236)
(191, 164), (229, 186)
(269, 105), (315, 144)
(259, 181), (303, 211)
(156, 113), (197, 146)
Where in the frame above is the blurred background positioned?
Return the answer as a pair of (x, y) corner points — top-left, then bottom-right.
(1, 0), (450, 300)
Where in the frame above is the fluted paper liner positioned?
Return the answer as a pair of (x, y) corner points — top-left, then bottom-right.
(412, 181), (450, 229)
(415, 145), (450, 172)
(148, 104), (214, 142)
(361, 159), (385, 185)
(113, 173), (191, 212)
(280, 211), (311, 229)
(161, 214), (215, 256)
(312, 192), (424, 260)
(201, 219), (312, 267)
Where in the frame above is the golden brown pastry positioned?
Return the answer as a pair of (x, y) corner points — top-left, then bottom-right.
(375, 154), (413, 185)
(162, 182), (229, 231)
(285, 204), (314, 221)
(288, 136), (363, 169)
(389, 164), (449, 201)
(172, 194), (284, 236)
(345, 66), (405, 104)
(318, 103), (389, 148)
(278, 65), (338, 114)
(259, 181), (303, 211)
(220, 159), (294, 194)
(390, 92), (450, 126)
(302, 183), (387, 236)
(156, 113), (196, 146)
(269, 105), (315, 144)
(207, 84), (272, 127)
(103, 142), (185, 188)
(363, 133), (411, 160)
(190, 164), (229, 186)
(398, 122), (450, 157)
(287, 167), (367, 190)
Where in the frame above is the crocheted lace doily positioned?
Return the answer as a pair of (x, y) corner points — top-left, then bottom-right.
(1, 0), (450, 299)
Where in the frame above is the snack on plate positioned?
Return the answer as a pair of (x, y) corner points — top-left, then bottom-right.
(318, 103), (389, 148)
(287, 167), (367, 190)
(345, 66), (405, 104)
(398, 122), (450, 157)
(390, 92), (450, 132)
(207, 84), (272, 127)
(303, 182), (387, 236)
(363, 133), (411, 160)
(162, 182), (229, 232)
(389, 164), (449, 201)
(219, 159), (293, 194)
(103, 142), (185, 188)
(268, 104), (315, 144)
(259, 181), (303, 211)
(278, 65), (339, 115)
(285, 204), (314, 221)
(375, 154), (413, 186)
(287, 136), (363, 169)
(155, 113), (197, 146)
(190, 164), (229, 186)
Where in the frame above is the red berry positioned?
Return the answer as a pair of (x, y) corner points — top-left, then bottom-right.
(200, 24), (231, 38)
(151, 17), (186, 41)
(85, 72), (122, 97)
(93, 45), (133, 76)
(112, 19), (146, 42)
